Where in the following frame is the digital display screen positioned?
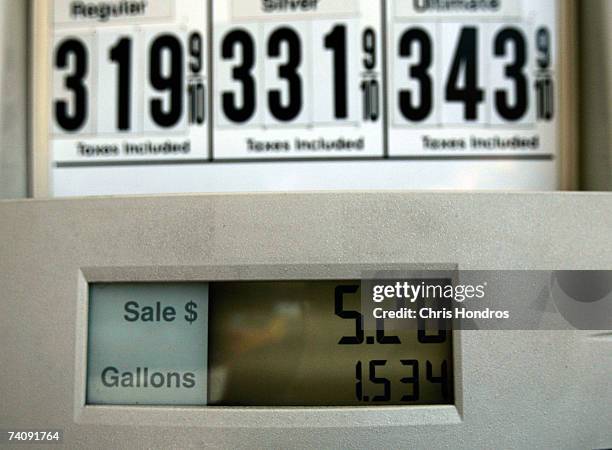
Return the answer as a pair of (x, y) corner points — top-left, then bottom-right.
(87, 282), (453, 406)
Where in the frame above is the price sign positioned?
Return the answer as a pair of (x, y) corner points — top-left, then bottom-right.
(212, 0), (384, 159)
(51, 0), (208, 163)
(39, 0), (569, 195)
(387, 0), (558, 156)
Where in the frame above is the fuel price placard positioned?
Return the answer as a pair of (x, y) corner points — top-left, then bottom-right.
(51, 0), (208, 163)
(212, 0), (384, 160)
(387, 0), (558, 157)
(43, 0), (565, 196)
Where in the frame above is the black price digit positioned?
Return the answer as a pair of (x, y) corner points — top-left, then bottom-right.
(334, 285), (363, 345)
(536, 27), (551, 69)
(362, 28), (376, 70)
(426, 360), (450, 401)
(400, 360), (419, 402)
(109, 37), (132, 131)
(445, 27), (484, 121)
(361, 79), (380, 121)
(369, 360), (391, 402)
(535, 77), (554, 120)
(268, 27), (302, 122)
(494, 27), (528, 121)
(361, 28), (379, 121)
(324, 24), (348, 119)
(376, 317), (401, 344)
(150, 34), (184, 128)
(189, 32), (203, 74)
(55, 38), (88, 132)
(418, 328), (447, 343)
(417, 295), (447, 343)
(355, 361), (363, 401)
(188, 80), (205, 125)
(398, 28), (433, 122)
(535, 27), (554, 121)
(221, 30), (256, 123)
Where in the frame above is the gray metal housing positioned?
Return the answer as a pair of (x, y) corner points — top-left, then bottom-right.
(0, 193), (611, 449)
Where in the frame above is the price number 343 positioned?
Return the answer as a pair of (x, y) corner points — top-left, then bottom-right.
(396, 25), (554, 123)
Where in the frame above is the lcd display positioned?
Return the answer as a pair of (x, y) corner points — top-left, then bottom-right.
(87, 281), (453, 406)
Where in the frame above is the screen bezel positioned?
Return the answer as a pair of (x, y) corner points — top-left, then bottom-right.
(75, 263), (464, 428)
